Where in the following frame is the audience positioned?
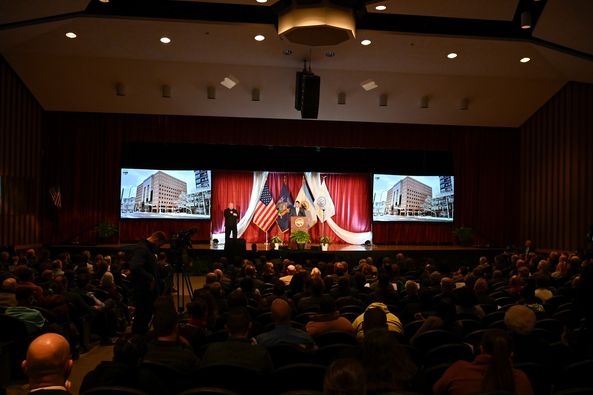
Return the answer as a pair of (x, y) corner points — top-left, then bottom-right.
(433, 329), (533, 395)
(1, 244), (591, 395)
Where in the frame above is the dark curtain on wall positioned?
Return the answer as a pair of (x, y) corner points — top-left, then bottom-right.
(212, 171), (371, 243)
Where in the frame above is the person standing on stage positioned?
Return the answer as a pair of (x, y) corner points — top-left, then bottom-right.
(130, 231), (167, 334)
(224, 202), (239, 243)
(289, 200), (306, 217)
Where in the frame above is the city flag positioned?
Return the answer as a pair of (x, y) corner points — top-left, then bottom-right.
(252, 183), (276, 232)
(314, 179), (335, 222)
(296, 178), (317, 228)
(276, 181), (293, 232)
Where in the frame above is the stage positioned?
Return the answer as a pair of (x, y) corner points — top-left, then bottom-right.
(47, 242), (504, 273)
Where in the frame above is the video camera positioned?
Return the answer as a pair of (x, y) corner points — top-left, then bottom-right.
(170, 228), (197, 251)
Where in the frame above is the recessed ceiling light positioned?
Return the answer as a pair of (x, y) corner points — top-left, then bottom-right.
(160, 36), (171, 44)
(99, 0), (110, 3)
(375, 4), (387, 11)
(65, 32), (77, 39)
(447, 52), (458, 59)
(254, 34), (265, 42)
(256, 0), (267, 3)
(361, 39), (372, 46)
(520, 57), (531, 63)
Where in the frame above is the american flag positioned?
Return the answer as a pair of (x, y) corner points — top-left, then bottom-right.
(252, 183), (276, 232)
(49, 185), (62, 209)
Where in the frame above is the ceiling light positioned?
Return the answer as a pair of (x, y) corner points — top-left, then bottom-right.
(254, 34), (265, 42)
(420, 96), (430, 109)
(361, 39), (372, 46)
(99, 0), (110, 3)
(162, 85), (171, 98)
(256, 0), (267, 3)
(220, 75), (239, 89)
(520, 57), (531, 63)
(379, 94), (388, 107)
(521, 11), (532, 29)
(65, 32), (77, 39)
(283, 49), (293, 55)
(160, 36), (171, 44)
(360, 79), (378, 91)
(447, 52), (457, 59)
(375, 5), (387, 11)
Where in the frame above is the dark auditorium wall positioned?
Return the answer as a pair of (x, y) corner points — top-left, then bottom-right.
(520, 82), (593, 251)
(41, 112), (519, 247)
(0, 57), (43, 247)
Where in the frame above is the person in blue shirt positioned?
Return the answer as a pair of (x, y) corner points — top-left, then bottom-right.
(256, 298), (314, 349)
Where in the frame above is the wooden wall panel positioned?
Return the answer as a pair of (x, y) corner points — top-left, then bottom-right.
(520, 82), (593, 250)
(0, 57), (43, 246)
(43, 112), (520, 246)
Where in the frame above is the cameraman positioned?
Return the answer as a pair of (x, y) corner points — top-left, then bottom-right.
(130, 231), (167, 334)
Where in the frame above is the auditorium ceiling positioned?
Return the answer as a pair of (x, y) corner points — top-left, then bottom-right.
(0, 0), (592, 127)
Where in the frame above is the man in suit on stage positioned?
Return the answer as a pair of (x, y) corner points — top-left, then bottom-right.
(289, 200), (306, 217)
(130, 230), (167, 334)
(224, 202), (239, 243)
(22, 333), (74, 394)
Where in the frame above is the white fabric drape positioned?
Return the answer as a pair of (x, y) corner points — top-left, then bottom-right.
(305, 172), (373, 245)
(212, 171), (269, 244)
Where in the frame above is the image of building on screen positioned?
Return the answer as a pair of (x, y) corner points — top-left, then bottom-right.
(135, 171), (188, 213)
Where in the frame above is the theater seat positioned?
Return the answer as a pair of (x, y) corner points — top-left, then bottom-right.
(552, 389), (593, 395)
(312, 330), (357, 347)
(411, 330), (460, 354)
(178, 388), (240, 395)
(80, 386), (149, 395)
(196, 363), (263, 394)
(272, 363), (326, 393)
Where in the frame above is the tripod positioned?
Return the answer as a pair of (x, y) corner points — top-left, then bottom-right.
(168, 247), (194, 314)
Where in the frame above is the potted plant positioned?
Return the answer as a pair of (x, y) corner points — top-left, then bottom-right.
(320, 235), (331, 251)
(270, 234), (283, 250)
(290, 230), (311, 250)
(453, 225), (473, 246)
(95, 222), (119, 244)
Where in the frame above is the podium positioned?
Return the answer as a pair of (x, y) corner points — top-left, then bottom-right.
(290, 216), (309, 235)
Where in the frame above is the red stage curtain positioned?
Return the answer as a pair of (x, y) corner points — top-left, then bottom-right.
(212, 171), (371, 244)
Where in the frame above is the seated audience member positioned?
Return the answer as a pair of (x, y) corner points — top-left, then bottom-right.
(369, 273), (398, 306)
(410, 298), (462, 343)
(201, 307), (273, 373)
(14, 265), (47, 306)
(534, 275), (554, 302)
(324, 358), (367, 395)
(0, 276), (17, 307)
(453, 286), (485, 319)
(144, 296), (198, 373)
(352, 302), (403, 340)
(504, 304), (550, 364)
(256, 298), (314, 349)
(362, 306), (388, 334)
(6, 287), (46, 336)
(80, 334), (166, 395)
(22, 333), (74, 394)
(279, 264), (296, 286)
(473, 278), (495, 306)
(433, 329), (533, 395)
(179, 298), (211, 353)
(362, 329), (417, 395)
(306, 295), (355, 337)
(399, 280), (423, 322)
(297, 278), (325, 313)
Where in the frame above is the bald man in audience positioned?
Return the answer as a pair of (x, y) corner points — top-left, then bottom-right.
(22, 333), (73, 394)
(256, 298), (314, 348)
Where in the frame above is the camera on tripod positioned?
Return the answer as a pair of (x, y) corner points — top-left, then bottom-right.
(170, 228), (197, 251)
